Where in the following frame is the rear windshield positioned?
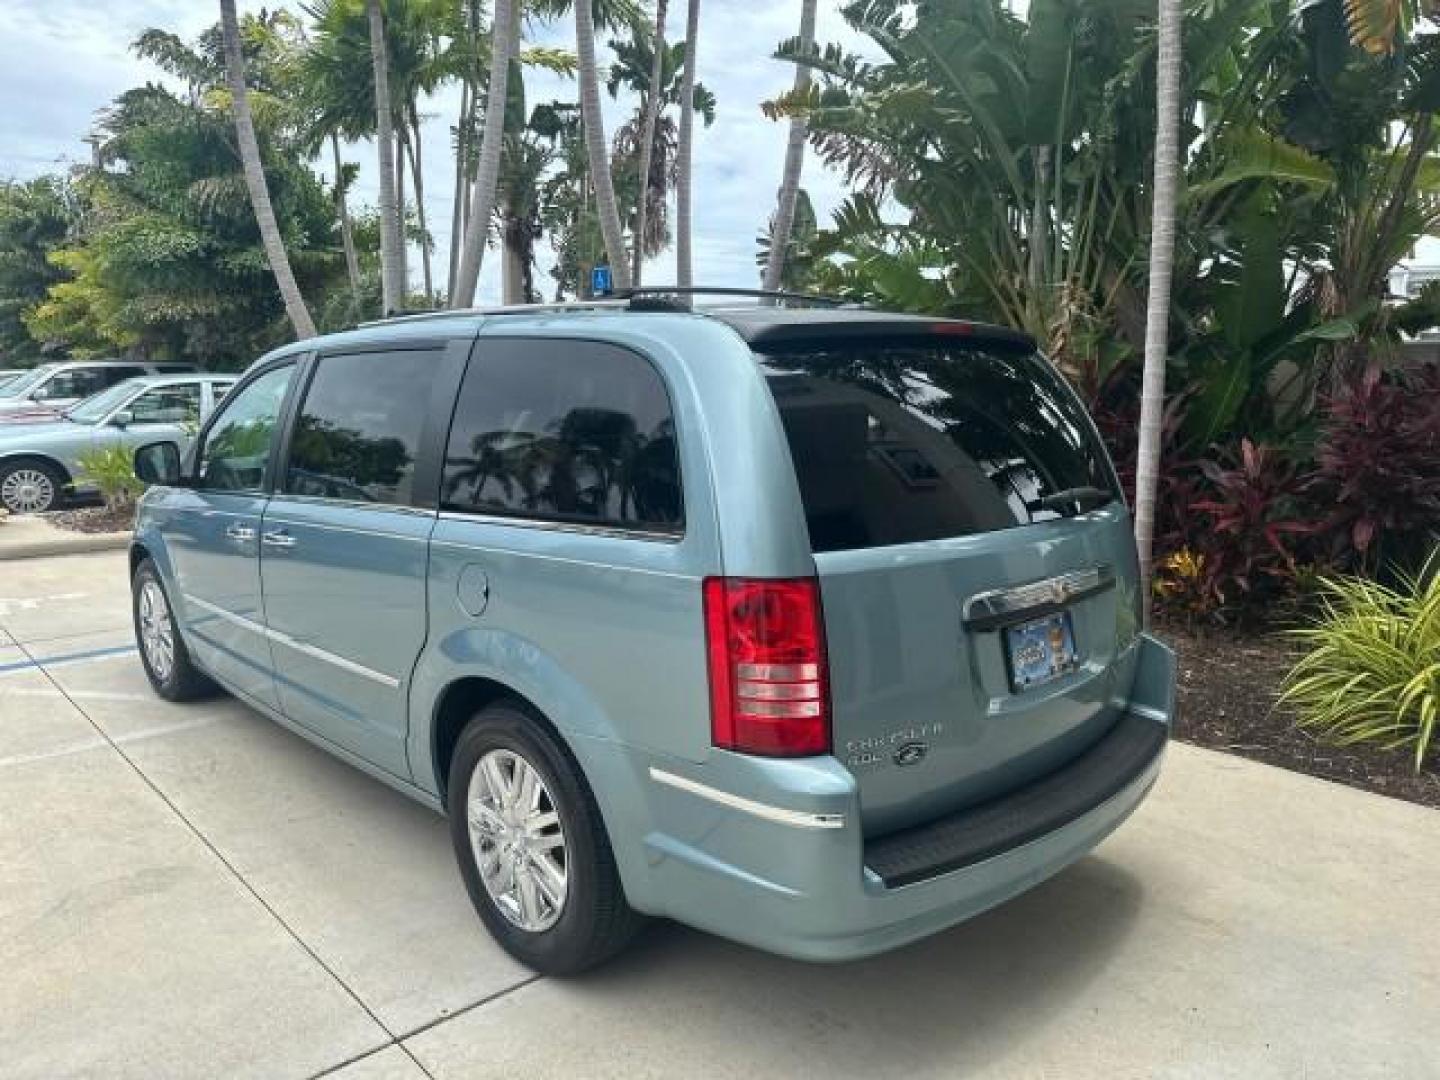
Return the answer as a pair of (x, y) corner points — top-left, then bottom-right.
(0, 365), (55, 398)
(760, 341), (1119, 553)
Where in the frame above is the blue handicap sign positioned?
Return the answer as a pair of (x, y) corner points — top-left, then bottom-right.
(591, 264), (613, 296)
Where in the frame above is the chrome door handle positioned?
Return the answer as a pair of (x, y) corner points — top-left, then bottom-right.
(262, 531), (296, 549)
(225, 524), (256, 542)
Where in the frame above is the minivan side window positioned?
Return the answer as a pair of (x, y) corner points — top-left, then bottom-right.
(284, 350), (439, 506)
(198, 364), (295, 493)
(442, 339), (683, 534)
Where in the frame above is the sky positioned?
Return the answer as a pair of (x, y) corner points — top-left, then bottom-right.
(0, 0), (877, 305)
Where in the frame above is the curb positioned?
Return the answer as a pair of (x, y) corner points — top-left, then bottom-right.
(0, 518), (131, 562)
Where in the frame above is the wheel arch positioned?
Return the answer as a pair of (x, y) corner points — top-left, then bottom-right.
(430, 675), (538, 803)
(413, 628), (660, 912)
(0, 452), (73, 487)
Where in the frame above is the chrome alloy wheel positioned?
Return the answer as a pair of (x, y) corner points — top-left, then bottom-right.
(1, 468), (55, 513)
(467, 748), (569, 932)
(137, 579), (175, 683)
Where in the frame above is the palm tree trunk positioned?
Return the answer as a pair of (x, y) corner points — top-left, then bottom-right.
(406, 103), (434, 301)
(576, 0), (632, 289)
(367, 0), (404, 315)
(448, 78), (470, 300)
(675, 0), (700, 288)
(631, 0), (670, 286)
(502, 215), (528, 303)
(1133, 0), (1183, 625)
(332, 134), (361, 299)
(219, 0), (315, 339)
(761, 0), (816, 293)
(396, 123), (409, 294)
(452, 0), (518, 308)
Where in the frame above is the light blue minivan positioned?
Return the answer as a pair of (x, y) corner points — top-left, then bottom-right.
(130, 293), (1175, 973)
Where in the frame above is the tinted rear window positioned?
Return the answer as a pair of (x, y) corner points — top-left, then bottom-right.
(441, 339), (683, 534)
(760, 342), (1118, 553)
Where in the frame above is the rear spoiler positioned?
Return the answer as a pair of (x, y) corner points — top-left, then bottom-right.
(714, 313), (1036, 354)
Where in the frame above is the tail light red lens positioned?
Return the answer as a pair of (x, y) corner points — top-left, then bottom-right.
(702, 577), (831, 757)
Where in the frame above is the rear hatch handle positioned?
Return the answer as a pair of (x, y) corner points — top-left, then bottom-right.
(962, 566), (1115, 631)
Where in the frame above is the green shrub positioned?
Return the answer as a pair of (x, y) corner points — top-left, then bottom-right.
(76, 446), (144, 511)
(1279, 557), (1440, 770)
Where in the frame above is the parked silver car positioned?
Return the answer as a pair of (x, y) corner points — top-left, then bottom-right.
(0, 370), (26, 392)
(0, 359), (198, 420)
(0, 373), (234, 513)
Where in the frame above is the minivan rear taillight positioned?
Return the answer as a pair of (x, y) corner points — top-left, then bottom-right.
(702, 577), (830, 756)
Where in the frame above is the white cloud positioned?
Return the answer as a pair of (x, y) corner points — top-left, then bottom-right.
(0, 0), (878, 308)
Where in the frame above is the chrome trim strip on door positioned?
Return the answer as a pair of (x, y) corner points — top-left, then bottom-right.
(648, 768), (846, 830)
(183, 593), (266, 635)
(437, 510), (682, 544)
(268, 492), (440, 518)
(182, 593), (400, 689)
(962, 566), (1115, 631)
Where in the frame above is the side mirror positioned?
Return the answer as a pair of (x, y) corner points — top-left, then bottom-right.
(133, 441), (184, 486)
(111, 409), (134, 429)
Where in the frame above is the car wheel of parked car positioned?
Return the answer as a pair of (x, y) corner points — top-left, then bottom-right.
(132, 559), (216, 702)
(0, 458), (64, 514)
(448, 700), (643, 974)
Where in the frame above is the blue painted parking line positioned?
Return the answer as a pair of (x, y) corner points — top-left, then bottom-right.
(0, 643), (138, 676)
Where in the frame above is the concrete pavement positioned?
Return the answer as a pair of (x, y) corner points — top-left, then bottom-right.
(0, 513), (130, 561)
(1, 550), (1437, 1079)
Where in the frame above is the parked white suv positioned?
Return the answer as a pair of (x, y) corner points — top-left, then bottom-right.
(0, 360), (198, 419)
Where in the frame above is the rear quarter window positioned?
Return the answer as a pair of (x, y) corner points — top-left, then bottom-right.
(441, 339), (683, 535)
(761, 341), (1119, 553)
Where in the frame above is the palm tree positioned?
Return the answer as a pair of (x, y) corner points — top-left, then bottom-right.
(576, 0), (631, 290)
(630, 0), (669, 286)
(607, 31), (715, 271)
(219, 0), (316, 338)
(330, 133), (362, 295)
(450, 0), (518, 308)
(1132, 0), (1183, 622)
(366, 0), (405, 314)
(445, 0), (486, 295)
(675, 0), (700, 287)
(761, 0), (816, 293)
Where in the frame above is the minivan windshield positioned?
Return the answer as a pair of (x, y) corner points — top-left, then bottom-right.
(0, 364), (56, 398)
(760, 341), (1120, 553)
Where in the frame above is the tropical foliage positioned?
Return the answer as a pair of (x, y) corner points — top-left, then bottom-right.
(0, 177), (79, 364)
(766, 0), (1440, 615)
(1281, 558), (1440, 769)
(75, 446), (146, 512)
(3, 0), (712, 361)
(24, 13), (343, 368)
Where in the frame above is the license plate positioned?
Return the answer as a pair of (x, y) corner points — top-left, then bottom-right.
(1005, 612), (1078, 691)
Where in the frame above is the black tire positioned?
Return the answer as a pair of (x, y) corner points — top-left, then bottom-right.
(131, 558), (216, 702)
(448, 700), (644, 974)
(0, 457), (66, 515)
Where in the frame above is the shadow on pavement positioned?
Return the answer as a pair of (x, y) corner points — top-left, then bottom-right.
(568, 856), (1146, 1075)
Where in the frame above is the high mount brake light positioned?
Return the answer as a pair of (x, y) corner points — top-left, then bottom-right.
(702, 578), (831, 757)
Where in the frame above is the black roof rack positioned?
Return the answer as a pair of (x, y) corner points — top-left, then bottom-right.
(611, 286), (849, 310)
(356, 287), (849, 327)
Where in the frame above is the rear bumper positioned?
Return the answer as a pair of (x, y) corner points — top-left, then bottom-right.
(596, 633), (1175, 962)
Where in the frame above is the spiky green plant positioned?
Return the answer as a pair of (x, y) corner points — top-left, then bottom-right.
(76, 446), (145, 512)
(1279, 555), (1440, 770)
